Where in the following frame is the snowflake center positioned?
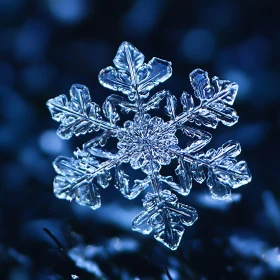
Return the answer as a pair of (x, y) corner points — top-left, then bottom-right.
(139, 135), (156, 148)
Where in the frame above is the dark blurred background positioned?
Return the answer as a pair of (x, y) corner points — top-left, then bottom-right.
(0, 0), (279, 279)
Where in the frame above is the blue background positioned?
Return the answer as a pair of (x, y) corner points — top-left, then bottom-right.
(0, 0), (279, 279)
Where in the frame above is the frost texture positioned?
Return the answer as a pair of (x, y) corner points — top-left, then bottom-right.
(47, 42), (252, 250)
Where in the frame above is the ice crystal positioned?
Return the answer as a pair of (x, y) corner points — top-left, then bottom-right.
(47, 42), (252, 250)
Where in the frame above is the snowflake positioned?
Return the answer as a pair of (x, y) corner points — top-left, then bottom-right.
(47, 42), (252, 250)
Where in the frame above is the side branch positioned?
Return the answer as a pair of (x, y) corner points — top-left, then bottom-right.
(166, 82), (238, 131)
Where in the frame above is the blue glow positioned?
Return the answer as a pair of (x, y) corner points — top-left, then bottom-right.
(8, 248), (32, 266)
(14, 20), (49, 62)
(0, 62), (15, 85)
(2, 164), (26, 190)
(229, 235), (266, 258)
(94, 204), (142, 230)
(181, 29), (216, 63)
(237, 122), (270, 148)
(162, 268), (178, 280)
(199, 3), (238, 31)
(0, 0), (23, 20)
(230, 235), (280, 273)
(122, 0), (165, 36)
(196, 193), (241, 211)
(8, 268), (29, 280)
(68, 246), (104, 277)
(23, 219), (65, 244)
(106, 237), (139, 254)
(22, 64), (55, 92)
(237, 36), (271, 71)
(265, 248), (280, 271)
(70, 41), (112, 72)
(224, 69), (252, 97)
(39, 130), (65, 155)
(46, 0), (89, 24)
(217, 122), (270, 149)
(263, 191), (280, 235)
(0, 87), (30, 121)
(19, 146), (50, 182)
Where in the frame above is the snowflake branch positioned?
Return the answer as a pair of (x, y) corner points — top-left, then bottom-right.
(170, 146), (242, 176)
(168, 81), (239, 130)
(49, 100), (117, 131)
(115, 164), (151, 199)
(47, 84), (120, 139)
(180, 125), (212, 153)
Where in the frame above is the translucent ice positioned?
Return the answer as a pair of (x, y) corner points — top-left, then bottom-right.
(47, 41), (251, 250)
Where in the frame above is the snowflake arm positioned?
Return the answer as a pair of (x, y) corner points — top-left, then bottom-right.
(46, 84), (118, 140)
(132, 190), (198, 250)
(47, 41), (252, 250)
(170, 140), (251, 199)
(98, 41), (172, 101)
(101, 90), (169, 114)
(53, 155), (102, 210)
(115, 164), (151, 199)
(180, 125), (212, 153)
(53, 149), (121, 209)
(171, 69), (239, 129)
(167, 158), (193, 196)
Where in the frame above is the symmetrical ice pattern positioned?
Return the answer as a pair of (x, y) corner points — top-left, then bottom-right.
(47, 42), (252, 250)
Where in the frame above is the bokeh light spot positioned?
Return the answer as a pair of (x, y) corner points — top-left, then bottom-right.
(39, 130), (65, 155)
(225, 69), (252, 99)
(181, 29), (216, 63)
(46, 0), (90, 24)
